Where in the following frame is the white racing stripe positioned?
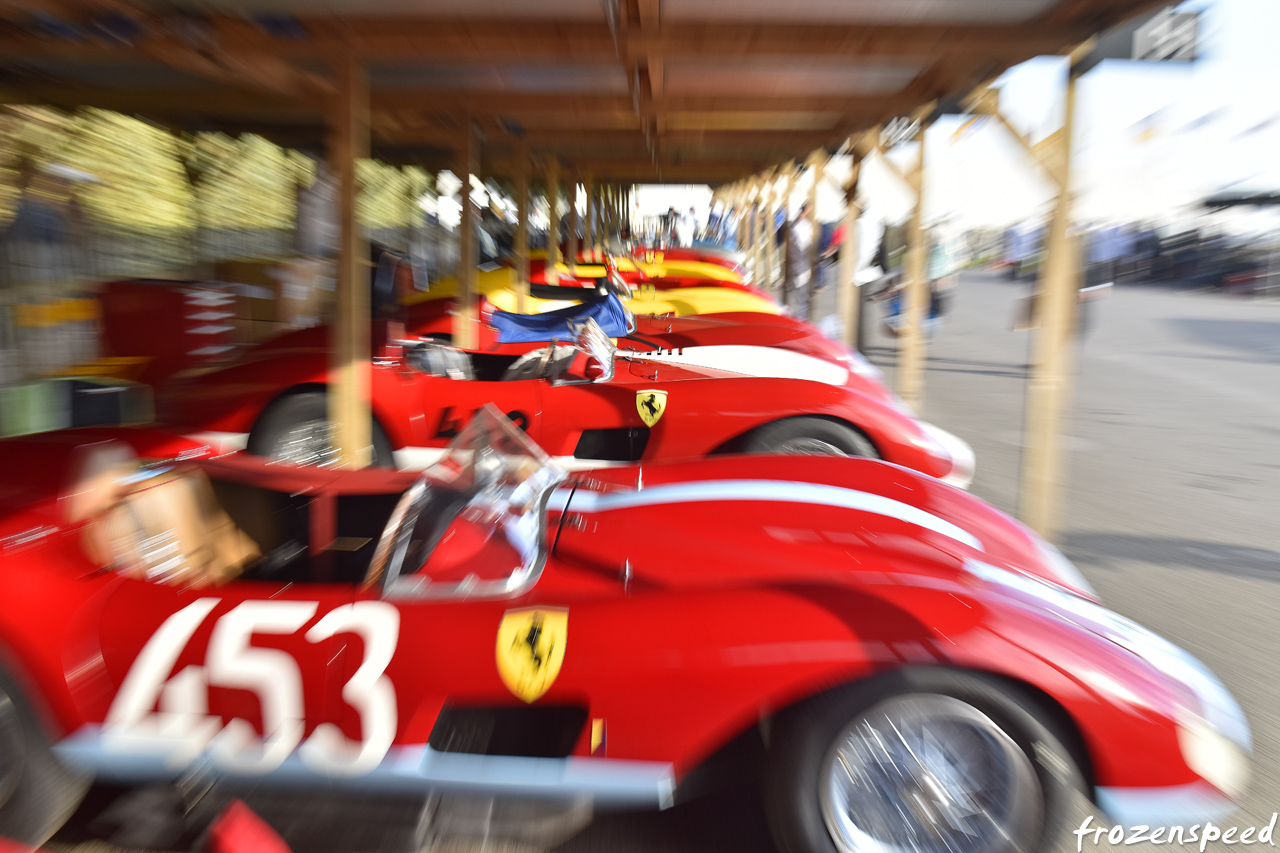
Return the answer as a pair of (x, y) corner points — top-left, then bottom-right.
(394, 446), (628, 473)
(188, 431), (249, 453)
(553, 480), (983, 550)
(629, 345), (850, 386)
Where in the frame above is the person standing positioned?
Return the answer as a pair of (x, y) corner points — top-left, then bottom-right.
(785, 204), (815, 319)
(675, 206), (696, 247)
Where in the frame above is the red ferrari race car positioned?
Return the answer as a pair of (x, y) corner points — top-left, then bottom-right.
(529, 252), (767, 299)
(408, 290), (974, 472)
(158, 309), (972, 487)
(0, 413), (1251, 850)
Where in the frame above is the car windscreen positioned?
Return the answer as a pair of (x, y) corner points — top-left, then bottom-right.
(377, 406), (565, 599)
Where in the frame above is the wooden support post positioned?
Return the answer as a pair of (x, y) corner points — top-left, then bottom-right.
(454, 120), (479, 349)
(747, 180), (757, 285)
(328, 52), (371, 469)
(613, 185), (622, 242)
(778, 167), (788, 300)
(1021, 70), (1081, 539)
(838, 152), (864, 351)
(514, 140), (530, 313)
(546, 158), (561, 279)
(584, 172), (595, 261)
(897, 125), (928, 412)
(601, 184), (611, 244)
(806, 151), (826, 320)
(764, 177), (778, 293)
(604, 183), (614, 242)
(568, 175), (579, 268)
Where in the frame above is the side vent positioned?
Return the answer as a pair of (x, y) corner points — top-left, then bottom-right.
(574, 427), (650, 462)
(428, 705), (589, 758)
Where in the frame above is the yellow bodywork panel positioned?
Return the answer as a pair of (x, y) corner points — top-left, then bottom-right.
(530, 249), (744, 285)
(404, 268), (780, 317)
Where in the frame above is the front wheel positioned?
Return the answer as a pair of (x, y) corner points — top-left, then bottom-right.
(740, 417), (878, 458)
(247, 391), (395, 467)
(764, 670), (1087, 853)
(0, 670), (90, 844)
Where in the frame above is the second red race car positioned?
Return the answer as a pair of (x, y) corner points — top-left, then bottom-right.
(158, 306), (972, 486)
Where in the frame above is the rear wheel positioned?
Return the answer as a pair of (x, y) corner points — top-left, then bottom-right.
(764, 669), (1087, 853)
(247, 391), (395, 467)
(0, 669), (89, 844)
(741, 417), (878, 458)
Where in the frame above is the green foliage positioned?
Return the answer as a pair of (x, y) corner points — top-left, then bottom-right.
(1, 105), (430, 238)
(358, 160), (430, 229)
(187, 132), (311, 230)
(65, 109), (197, 231)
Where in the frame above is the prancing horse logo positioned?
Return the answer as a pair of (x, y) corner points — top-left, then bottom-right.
(636, 389), (668, 427)
(495, 608), (568, 703)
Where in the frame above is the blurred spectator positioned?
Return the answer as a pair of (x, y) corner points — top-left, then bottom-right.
(1002, 220), (1043, 281)
(927, 228), (959, 320)
(1, 161), (94, 290)
(676, 206), (697, 247)
(785, 204), (815, 318)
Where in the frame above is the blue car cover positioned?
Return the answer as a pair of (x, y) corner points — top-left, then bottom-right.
(491, 294), (632, 343)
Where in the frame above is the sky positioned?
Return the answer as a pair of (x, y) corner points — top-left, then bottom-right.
(924, 0), (1280, 233)
(681, 0), (1280, 237)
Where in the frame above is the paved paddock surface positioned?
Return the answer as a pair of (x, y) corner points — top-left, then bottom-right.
(51, 271), (1280, 852)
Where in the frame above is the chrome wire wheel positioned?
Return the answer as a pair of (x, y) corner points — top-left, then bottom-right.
(774, 437), (849, 456)
(276, 419), (340, 467)
(820, 694), (1041, 853)
(0, 688), (22, 808)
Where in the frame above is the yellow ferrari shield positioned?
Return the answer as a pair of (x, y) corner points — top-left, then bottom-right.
(496, 607), (568, 703)
(636, 390), (668, 427)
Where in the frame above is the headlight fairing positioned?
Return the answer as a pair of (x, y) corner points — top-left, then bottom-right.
(966, 559), (1252, 779)
(1177, 715), (1250, 800)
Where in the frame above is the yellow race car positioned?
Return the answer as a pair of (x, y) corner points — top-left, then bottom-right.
(404, 265), (782, 317)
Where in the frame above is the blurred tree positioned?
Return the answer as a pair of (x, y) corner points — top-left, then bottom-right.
(62, 109), (196, 232)
(2, 105), (434, 262)
(358, 160), (431, 229)
(185, 132), (310, 231)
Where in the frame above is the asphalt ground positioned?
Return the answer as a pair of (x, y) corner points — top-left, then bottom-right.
(51, 270), (1280, 852)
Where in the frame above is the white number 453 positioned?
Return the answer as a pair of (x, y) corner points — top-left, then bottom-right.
(103, 598), (399, 777)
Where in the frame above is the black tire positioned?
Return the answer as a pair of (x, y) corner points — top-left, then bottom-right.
(764, 668), (1088, 853)
(740, 417), (879, 459)
(0, 666), (90, 844)
(247, 391), (395, 467)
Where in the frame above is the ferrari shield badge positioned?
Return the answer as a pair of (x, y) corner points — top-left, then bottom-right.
(496, 607), (568, 703)
(636, 390), (668, 427)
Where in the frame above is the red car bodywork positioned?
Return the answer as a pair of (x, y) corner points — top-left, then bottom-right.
(408, 298), (894, 400)
(529, 257), (770, 299)
(0, 430), (1247, 833)
(156, 322), (956, 479)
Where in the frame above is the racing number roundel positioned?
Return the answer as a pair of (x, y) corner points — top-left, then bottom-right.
(496, 608), (567, 703)
(636, 390), (668, 428)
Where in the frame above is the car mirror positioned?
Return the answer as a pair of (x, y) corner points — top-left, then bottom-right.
(603, 255), (634, 298)
(550, 318), (615, 385)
